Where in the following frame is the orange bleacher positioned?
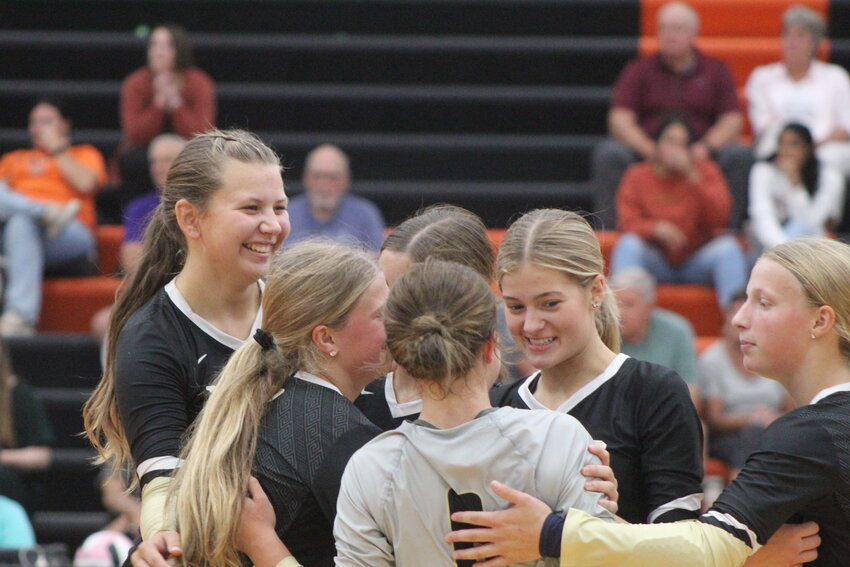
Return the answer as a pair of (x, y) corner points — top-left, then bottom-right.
(38, 225), (124, 334)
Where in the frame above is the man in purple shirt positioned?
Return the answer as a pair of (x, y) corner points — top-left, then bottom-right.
(286, 144), (385, 252)
(591, 1), (751, 230)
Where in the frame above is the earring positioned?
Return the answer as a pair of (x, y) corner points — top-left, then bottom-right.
(330, 351), (337, 357)
(811, 333), (816, 340)
(591, 302), (601, 309)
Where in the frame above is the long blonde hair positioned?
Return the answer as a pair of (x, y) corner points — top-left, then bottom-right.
(83, 129), (282, 480)
(764, 237), (850, 362)
(385, 259), (496, 393)
(170, 240), (378, 567)
(495, 209), (620, 352)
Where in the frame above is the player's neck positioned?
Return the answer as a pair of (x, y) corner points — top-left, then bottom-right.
(418, 373), (491, 429)
(175, 266), (260, 339)
(787, 350), (850, 405)
(535, 340), (615, 410)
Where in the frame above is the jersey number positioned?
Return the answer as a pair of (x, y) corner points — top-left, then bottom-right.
(448, 488), (484, 567)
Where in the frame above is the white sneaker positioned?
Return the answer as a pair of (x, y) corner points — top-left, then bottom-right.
(0, 312), (35, 337)
(42, 199), (81, 239)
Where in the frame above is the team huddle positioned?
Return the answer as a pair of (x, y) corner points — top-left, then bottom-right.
(83, 130), (849, 567)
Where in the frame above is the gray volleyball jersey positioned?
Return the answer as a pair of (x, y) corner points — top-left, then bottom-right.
(334, 406), (615, 566)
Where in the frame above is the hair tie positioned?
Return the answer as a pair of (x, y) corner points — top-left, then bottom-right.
(253, 328), (275, 352)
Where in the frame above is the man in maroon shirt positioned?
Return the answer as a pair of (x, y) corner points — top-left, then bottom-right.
(591, 2), (751, 230)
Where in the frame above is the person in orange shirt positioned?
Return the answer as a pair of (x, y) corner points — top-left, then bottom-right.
(609, 114), (748, 309)
(0, 99), (106, 336)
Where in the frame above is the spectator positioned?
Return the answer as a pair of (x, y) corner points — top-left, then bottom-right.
(748, 123), (845, 252)
(108, 24), (215, 218)
(121, 134), (187, 275)
(91, 134), (187, 345)
(610, 115), (748, 310)
(0, 339), (54, 513)
(610, 267), (699, 404)
(286, 144), (385, 251)
(0, 495), (35, 548)
(592, 1), (750, 229)
(699, 292), (792, 478)
(746, 5), (850, 177)
(0, 99), (106, 337)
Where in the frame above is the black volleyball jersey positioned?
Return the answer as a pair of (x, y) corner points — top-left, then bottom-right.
(114, 280), (261, 485)
(355, 373), (422, 431)
(703, 388), (850, 565)
(255, 373), (381, 567)
(491, 353), (704, 524)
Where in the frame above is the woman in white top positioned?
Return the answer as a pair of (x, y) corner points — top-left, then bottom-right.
(748, 122), (844, 251)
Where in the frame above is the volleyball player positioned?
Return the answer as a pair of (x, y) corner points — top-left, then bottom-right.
(170, 241), (391, 567)
(334, 259), (615, 565)
(489, 209), (704, 524)
(83, 129), (290, 541)
(449, 237), (847, 566)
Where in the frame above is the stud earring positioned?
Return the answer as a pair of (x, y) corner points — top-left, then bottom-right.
(591, 302), (601, 309)
(330, 351), (337, 357)
(811, 333), (816, 340)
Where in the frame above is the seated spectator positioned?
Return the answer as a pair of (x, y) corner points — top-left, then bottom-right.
(699, 292), (792, 478)
(286, 144), (385, 251)
(0, 495), (35, 548)
(610, 267), (699, 406)
(593, 1), (750, 230)
(610, 114), (748, 310)
(748, 123), (845, 252)
(90, 134), (186, 343)
(105, 24), (215, 220)
(0, 339), (54, 513)
(747, 5), (850, 177)
(0, 99), (106, 336)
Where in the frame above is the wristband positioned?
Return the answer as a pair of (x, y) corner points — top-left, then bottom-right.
(540, 512), (565, 558)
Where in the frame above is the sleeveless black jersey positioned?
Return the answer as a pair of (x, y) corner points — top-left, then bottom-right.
(255, 376), (381, 567)
(491, 354), (703, 524)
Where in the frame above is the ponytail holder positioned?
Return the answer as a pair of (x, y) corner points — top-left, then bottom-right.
(253, 328), (275, 352)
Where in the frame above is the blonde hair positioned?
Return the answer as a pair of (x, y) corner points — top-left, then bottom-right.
(763, 237), (850, 362)
(83, 129), (282, 480)
(170, 239), (378, 567)
(382, 204), (494, 281)
(495, 209), (620, 352)
(386, 259), (496, 392)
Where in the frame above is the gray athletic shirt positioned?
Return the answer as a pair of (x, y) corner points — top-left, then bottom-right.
(334, 406), (615, 566)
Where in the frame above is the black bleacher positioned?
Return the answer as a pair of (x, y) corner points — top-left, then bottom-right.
(8, 335), (108, 550)
(0, 0), (642, 227)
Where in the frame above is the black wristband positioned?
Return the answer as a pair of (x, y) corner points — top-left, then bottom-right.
(539, 512), (565, 558)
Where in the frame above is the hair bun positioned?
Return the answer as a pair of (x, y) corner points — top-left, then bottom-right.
(410, 314), (449, 338)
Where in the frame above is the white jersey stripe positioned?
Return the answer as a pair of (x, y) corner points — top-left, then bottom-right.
(648, 492), (703, 523)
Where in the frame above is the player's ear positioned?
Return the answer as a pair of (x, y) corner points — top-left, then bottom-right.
(312, 324), (337, 357)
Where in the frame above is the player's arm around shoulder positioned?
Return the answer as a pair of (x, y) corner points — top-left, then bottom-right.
(535, 412), (616, 522)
